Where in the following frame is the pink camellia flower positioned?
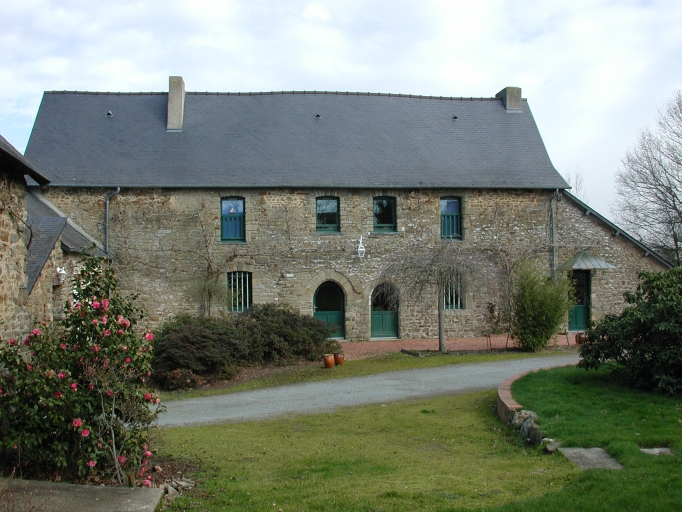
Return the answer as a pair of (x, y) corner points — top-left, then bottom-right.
(94, 357), (99, 362)
(33, 329), (41, 336)
(92, 345), (101, 352)
(103, 329), (111, 337)
(92, 319), (99, 325)
(146, 371), (151, 377)
(118, 455), (126, 463)
(8, 338), (15, 346)
(59, 343), (67, 350)
(145, 450), (152, 458)
(117, 315), (125, 325)
(23, 338), (31, 346)
(144, 332), (154, 341)
(57, 372), (65, 379)
(101, 315), (108, 324)
(122, 346), (128, 351)
(81, 429), (90, 437)
(72, 418), (83, 428)
(154, 398), (160, 405)
(27, 364), (33, 371)
(142, 479), (151, 487)
(92, 301), (101, 309)
(70, 383), (77, 390)
(54, 391), (62, 398)
(88, 383), (94, 390)
(125, 357), (131, 363)
(102, 299), (110, 311)
(87, 460), (96, 468)
(106, 389), (114, 397)
(124, 319), (131, 328)
(117, 329), (124, 335)
(75, 302), (82, 310)
(144, 393), (152, 401)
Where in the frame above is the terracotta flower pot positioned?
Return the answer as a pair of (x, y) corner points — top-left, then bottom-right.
(323, 354), (335, 368)
(334, 353), (345, 366)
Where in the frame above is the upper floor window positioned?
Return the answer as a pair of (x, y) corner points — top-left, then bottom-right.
(227, 271), (252, 311)
(221, 197), (245, 242)
(373, 197), (396, 232)
(316, 197), (340, 232)
(440, 197), (462, 239)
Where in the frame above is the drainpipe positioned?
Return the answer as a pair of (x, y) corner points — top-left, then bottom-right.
(105, 187), (120, 257)
(550, 190), (558, 277)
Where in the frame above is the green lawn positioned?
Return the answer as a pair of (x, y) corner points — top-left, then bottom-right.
(160, 348), (574, 402)
(495, 366), (682, 511)
(157, 390), (578, 511)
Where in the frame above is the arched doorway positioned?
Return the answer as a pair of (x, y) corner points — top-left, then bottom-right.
(371, 283), (399, 338)
(313, 281), (345, 338)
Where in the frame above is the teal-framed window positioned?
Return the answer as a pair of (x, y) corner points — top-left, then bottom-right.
(373, 197), (396, 232)
(221, 197), (245, 242)
(227, 271), (252, 312)
(440, 197), (462, 239)
(443, 273), (463, 310)
(316, 197), (340, 232)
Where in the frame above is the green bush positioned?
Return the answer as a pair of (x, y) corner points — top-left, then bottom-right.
(579, 267), (682, 394)
(510, 260), (573, 351)
(152, 304), (339, 389)
(0, 255), (162, 485)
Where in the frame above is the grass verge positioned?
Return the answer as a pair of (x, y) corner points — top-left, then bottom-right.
(157, 390), (578, 511)
(160, 348), (576, 402)
(491, 366), (682, 511)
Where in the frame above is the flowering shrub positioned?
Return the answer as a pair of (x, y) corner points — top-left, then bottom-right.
(0, 255), (163, 484)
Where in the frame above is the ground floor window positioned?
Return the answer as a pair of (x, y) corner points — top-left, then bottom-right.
(228, 271), (252, 311)
(443, 274), (462, 310)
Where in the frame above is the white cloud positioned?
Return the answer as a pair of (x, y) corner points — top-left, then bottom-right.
(1, 0), (682, 214)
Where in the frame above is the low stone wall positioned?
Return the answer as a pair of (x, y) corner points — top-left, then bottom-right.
(497, 364), (577, 445)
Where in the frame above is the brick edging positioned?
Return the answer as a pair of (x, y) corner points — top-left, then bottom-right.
(497, 363), (577, 423)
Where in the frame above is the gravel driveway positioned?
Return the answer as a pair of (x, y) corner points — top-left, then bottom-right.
(159, 354), (579, 427)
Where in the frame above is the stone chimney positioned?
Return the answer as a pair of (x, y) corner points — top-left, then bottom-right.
(167, 76), (185, 131)
(495, 86), (522, 111)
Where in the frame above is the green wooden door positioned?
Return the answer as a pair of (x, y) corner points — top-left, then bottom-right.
(569, 270), (590, 331)
(313, 282), (345, 338)
(371, 283), (398, 338)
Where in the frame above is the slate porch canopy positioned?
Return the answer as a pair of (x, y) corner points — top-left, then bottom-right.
(559, 251), (617, 271)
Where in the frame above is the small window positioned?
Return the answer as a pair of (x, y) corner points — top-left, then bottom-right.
(316, 197), (340, 232)
(443, 274), (463, 310)
(221, 197), (245, 242)
(441, 198), (462, 239)
(373, 197), (396, 232)
(227, 271), (252, 311)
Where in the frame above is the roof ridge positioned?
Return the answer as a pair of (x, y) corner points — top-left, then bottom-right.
(44, 90), (526, 102)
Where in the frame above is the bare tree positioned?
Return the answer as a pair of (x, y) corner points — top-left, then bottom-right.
(381, 241), (468, 352)
(615, 90), (682, 266)
(562, 165), (589, 203)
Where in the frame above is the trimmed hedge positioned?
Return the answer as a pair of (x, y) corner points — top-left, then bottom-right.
(152, 304), (340, 389)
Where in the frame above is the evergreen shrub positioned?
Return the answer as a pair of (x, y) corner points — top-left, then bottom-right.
(579, 267), (682, 394)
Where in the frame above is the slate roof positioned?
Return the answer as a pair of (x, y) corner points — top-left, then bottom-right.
(25, 216), (66, 294)
(0, 134), (49, 185)
(25, 90), (569, 190)
(26, 190), (108, 258)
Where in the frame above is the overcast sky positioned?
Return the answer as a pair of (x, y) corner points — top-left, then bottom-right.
(2, 0), (682, 215)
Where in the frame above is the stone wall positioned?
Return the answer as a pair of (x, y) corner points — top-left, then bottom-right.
(0, 171), (29, 340)
(26, 246), (79, 325)
(41, 187), (669, 340)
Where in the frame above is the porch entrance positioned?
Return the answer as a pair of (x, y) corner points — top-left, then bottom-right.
(313, 281), (345, 338)
(371, 283), (398, 338)
(569, 270), (591, 331)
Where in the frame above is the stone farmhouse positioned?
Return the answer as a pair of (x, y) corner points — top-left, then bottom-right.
(21, 77), (670, 341)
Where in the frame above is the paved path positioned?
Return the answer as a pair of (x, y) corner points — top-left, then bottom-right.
(159, 353), (579, 427)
